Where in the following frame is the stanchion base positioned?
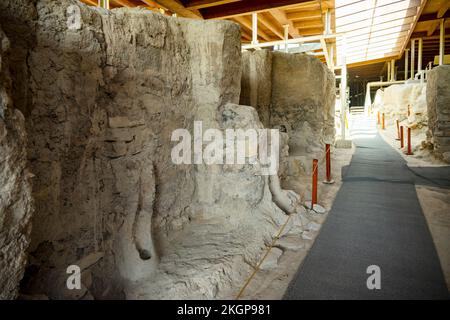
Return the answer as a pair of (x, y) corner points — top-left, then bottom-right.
(322, 179), (335, 184)
(406, 152), (414, 155)
(305, 201), (326, 214)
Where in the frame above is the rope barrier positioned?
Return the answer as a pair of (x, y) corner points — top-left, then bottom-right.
(234, 149), (329, 299)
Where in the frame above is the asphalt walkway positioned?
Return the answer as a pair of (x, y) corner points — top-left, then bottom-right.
(284, 116), (449, 299)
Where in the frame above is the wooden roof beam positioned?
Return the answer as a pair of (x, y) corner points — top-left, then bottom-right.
(185, 0), (241, 10)
(153, 0), (203, 18)
(293, 19), (323, 29)
(258, 12), (285, 39)
(81, 0), (98, 6)
(200, 0), (311, 19)
(286, 10), (322, 20)
(427, 19), (441, 36)
(112, 0), (137, 7)
(233, 15), (272, 41)
(269, 8), (300, 38)
(438, 0), (450, 19)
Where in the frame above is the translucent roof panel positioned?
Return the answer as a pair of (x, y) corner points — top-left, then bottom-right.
(335, 0), (422, 65)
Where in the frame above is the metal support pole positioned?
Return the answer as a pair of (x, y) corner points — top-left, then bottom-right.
(391, 59), (395, 81)
(387, 61), (391, 82)
(405, 49), (409, 80)
(99, 0), (109, 9)
(418, 38), (423, 74)
(400, 126), (404, 149)
(252, 12), (258, 45)
(330, 44), (334, 71)
(411, 39), (415, 79)
(323, 144), (334, 184)
(324, 9), (331, 35)
(407, 128), (413, 155)
(283, 24), (289, 52)
(312, 159), (318, 207)
(440, 19), (445, 66)
(340, 37), (347, 140)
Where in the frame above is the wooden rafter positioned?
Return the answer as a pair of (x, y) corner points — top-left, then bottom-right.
(427, 19), (441, 36)
(293, 19), (323, 29)
(258, 12), (285, 39)
(185, 0), (241, 10)
(113, 0), (137, 7)
(269, 8), (300, 38)
(286, 10), (322, 20)
(233, 15), (272, 41)
(81, 0), (99, 6)
(200, 0), (311, 19)
(437, 0), (450, 18)
(154, 0), (203, 18)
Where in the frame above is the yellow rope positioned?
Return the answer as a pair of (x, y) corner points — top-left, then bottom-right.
(235, 213), (293, 300)
(235, 151), (329, 299)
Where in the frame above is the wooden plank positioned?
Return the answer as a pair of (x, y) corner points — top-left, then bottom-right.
(200, 0), (311, 19)
(113, 0), (136, 7)
(81, 0), (98, 6)
(185, 0), (241, 10)
(258, 12), (285, 39)
(437, 0), (450, 18)
(154, 0), (203, 18)
(141, 0), (167, 9)
(286, 10), (322, 20)
(298, 27), (323, 36)
(269, 8), (300, 38)
(234, 15), (272, 41)
(427, 19), (441, 36)
(293, 19), (323, 29)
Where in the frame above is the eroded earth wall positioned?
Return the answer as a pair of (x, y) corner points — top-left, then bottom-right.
(0, 0), (305, 299)
(427, 65), (450, 162)
(240, 50), (336, 156)
(0, 27), (34, 300)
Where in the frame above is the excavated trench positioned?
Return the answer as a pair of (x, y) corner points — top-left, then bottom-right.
(0, 0), (337, 300)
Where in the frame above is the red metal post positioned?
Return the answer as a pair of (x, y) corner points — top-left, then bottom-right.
(312, 159), (318, 207)
(382, 113), (385, 130)
(325, 144), (331, 182)
(407, 127), (413, 155)
(400, 126), (404, 148)
(377, 111), (380, 125)
(396, 119), (400, 140)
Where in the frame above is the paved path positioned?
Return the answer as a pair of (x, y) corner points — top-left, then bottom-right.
(284, 116), (449, 299)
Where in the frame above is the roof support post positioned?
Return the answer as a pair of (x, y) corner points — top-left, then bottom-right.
(391, 59), (395, 81)
(283, 24), (289, 52)
(99, 0), (109, 9)
(418, 38), (423, 74)
(387, 61), (391, 83)
(410, 39), (415, 80)
(439, 19), (445, 65)
(324, 9), (331, 35)
(404, 49), (409, 80)
(340, 37), (348, 140)
(252, 12), (258, 45)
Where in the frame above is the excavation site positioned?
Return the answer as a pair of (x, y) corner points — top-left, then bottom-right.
(0, 0), (449, 305)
